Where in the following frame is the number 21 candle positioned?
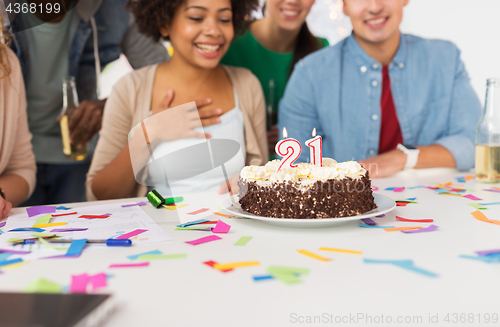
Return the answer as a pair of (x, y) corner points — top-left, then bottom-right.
(306, 128), (322, 167)
(275, 128), (302, 171)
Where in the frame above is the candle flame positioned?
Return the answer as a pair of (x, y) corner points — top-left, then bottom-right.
(312, 128), (317, 137)
(283, 127), (288, 139)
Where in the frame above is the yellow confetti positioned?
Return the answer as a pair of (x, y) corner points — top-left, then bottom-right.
(163, 203), (188, 210)
(297, 249), (331, 261)
(319, 247), (362, 255)
(32, 222), (67, 228)
(213, 261), (260, 270)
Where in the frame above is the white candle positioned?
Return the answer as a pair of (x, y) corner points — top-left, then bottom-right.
(275, 128), (302, 171)
(306, 128), (322, 166)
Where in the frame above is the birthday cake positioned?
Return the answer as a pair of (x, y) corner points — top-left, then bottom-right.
(237, 159), (376, 219)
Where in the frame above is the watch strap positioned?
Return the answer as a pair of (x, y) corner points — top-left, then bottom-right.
(397, 144), (420, 169)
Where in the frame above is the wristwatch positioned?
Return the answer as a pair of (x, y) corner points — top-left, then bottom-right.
(397, 144), (420, 169)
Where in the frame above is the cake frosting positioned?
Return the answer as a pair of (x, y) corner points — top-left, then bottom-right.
(238, 158), (376, 219)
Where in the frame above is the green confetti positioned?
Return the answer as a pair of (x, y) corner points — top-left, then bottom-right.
(234, 236), (252, 246)
(34, 214), (52, 225)
(468, 203), (487, 210)
(24, 278), (62, 293)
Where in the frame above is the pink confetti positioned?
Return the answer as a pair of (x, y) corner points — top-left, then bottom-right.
(109, 262), (149, 268)
(188, 208), (210, 215)
(186, 235), (222, 245)
(70, 273), (89, 293)
(371, 186), (379, 191)
(116, 229), (147, 239)
(394, 187), (405, 192)
(464, 194), (482, 201)
(212, 220), (231, 233)
(89, 273), (107, 291)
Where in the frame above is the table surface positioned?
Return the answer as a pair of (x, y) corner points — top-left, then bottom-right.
(1, 168), (500, 327)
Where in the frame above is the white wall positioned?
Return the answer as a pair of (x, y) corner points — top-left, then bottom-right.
(307, 0), (500, 104)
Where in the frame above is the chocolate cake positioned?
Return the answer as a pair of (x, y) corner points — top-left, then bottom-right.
(238, 159), (376, 219)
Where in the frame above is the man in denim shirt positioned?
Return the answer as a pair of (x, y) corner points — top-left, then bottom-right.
(5, 0), (168, 204)
(279, 0), (481, 177)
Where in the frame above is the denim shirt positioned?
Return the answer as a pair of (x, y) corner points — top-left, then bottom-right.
(278, 33), (482, 171)
(9, 0), (168, 102)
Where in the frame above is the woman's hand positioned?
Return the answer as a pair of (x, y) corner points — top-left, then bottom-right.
(218, 175), (240, 195)
(148, 89), (222, 142)
(0, 196), (12, 220)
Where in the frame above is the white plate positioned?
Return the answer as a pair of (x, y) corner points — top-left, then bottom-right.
(222, 193), (396, 228)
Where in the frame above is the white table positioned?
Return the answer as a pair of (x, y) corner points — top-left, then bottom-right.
(1, 168), (500, 327)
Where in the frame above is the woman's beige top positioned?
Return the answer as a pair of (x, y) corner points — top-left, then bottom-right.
(0, 47), (36, 197)
(86, 64), (268, 201)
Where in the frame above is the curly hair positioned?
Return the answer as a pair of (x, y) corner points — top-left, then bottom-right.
(0, 15), (11, 80)
(126, 0), (259, 42)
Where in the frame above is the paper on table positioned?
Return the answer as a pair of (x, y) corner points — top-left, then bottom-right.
(0, 222), (7, 228)
(121, 202), (147, 208)
(0, 258), (23, 267)
(56, 206), (71, 210)
(234, 236), (252, 246)
(212, 220), (231, 233)
(128, 250), (162, 260)
(34, 214), (51, 225)
(460, 255), (500, 263)
(176, 219), (210, 228)
(479, 202), (500, 206)
(50, 228), (88, 232)
(1, 203), (173, 258)
(253, 275), (274, 281)
(78, 215), (110, 219)
(186, 235), (221, 245)
(24, 278), (62, 293)
(116, 229), (147, 239)
(9, 228), (45, 232)
(26, 206), (56, 217)
(319, 247), (362, 254)
(213, 212), (234, 218)
(297, 249), (331, 261)
(109, 262), (149, 268)
(476, 249), (500, 256)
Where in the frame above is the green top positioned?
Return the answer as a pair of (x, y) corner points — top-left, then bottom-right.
(221, 30), (329, 120)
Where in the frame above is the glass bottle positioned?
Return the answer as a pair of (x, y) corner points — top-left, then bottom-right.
(475, 78), (500, 182)
(59, 76), (88, 161)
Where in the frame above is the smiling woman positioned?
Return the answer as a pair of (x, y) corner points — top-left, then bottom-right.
(87, 0), (268, 201)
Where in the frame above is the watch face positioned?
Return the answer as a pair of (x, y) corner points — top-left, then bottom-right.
(403, 144), (417, 150)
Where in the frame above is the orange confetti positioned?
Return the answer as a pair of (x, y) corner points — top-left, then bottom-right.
(213, 212), (235, 218)
(492, 187), (500, 191)
(464, 175), (474, 181)
(384, 226), (423, 232)
(439, 193), (463, 197)
(471, 210), (500, 225)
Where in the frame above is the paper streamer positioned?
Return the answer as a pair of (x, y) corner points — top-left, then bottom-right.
(116, 229), (147, 239)
(476, 249), (500, 256)
(359, 223), (394, 229)
(26, 206), (56, 217)
(9, 227), (45, 232)
(32, 222), (66, 228)
(0, 258), (23, 267)
(90, 273), (107, 291)
(396, 216), (434, 223)
(360, 218), (377, 225)
(51, 212), (78, 217)
(186, 235), (221, 245)
(464, 194), (482, 201)
(253, 275), (274, 281)
(213, 261), (260, 270)
(297, 249), (331, 261)
(234, 236), (252, 246)
(70, 273), (89, 293)
(401, 224), (438, 234)
(121, 202), (147, 207)
(176, 219), (210, 228)
(471, 210), (500, 225)
(188, 208), (210, 215)
(212, 220), (231, 233)
(34, 214), (51, 225)
(204, 260), (233, 272)
(109, 262), (149, 268)
(50, 228), (88, 232)
(128, 250), (162, 260)
(384, 226), (423, 232)
(468, 203), (487, 210)
(66, 239), (87, 257)
(319, 247), (362, 254)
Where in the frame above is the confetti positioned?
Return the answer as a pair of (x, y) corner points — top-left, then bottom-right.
(319, 247), (362, 254)
(297, 249), (331, 261)
(384, 226), (423, 232)
(187, 208), (210, 215)
(234, 236), (252, 246)
(471, 211), (500, 225)
(401, 225), (438, 234)
(396, 216), (433, 223)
